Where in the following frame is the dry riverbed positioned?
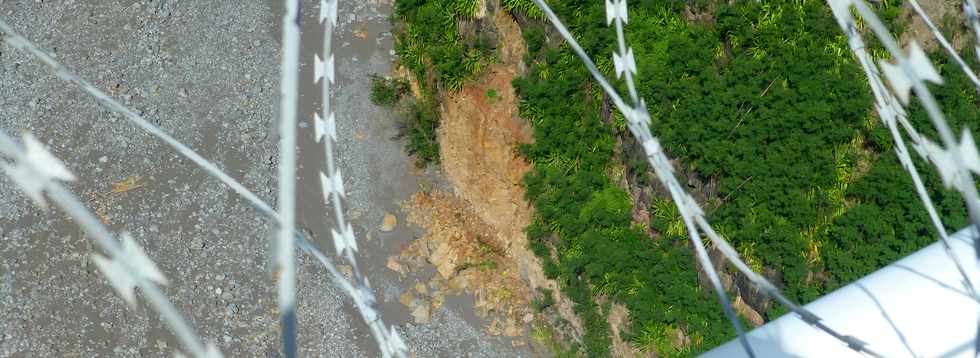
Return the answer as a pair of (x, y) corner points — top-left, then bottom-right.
(0, 0), (529, 356)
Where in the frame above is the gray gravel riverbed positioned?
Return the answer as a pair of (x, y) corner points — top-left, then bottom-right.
(0, 0), (529, 356)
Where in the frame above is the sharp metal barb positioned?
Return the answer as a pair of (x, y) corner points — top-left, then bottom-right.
(0, 130), (218, 358)
(829, 3), (980, 355)
(851, 0), (980, 268)
(0, 16), (397, 356)
(906, 0), (980, 91)
(530, 0), (890, 355)
(832, 1), (980, 300)
(313, 0), (407, 355)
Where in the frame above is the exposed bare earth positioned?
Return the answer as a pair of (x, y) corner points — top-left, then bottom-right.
(389, 4), (591, 350)
(395, 191), (533, 336)
(898, 0), (971, 50)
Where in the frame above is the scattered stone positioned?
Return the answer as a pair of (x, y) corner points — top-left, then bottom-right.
(430, 292), (445, 311)
(338, 264), (353, 280)
(380, 213), (397, 232)
(225, 303), (238, 316)
(414, 282), (427, 296)
(411, 304), (431, 324)
(399, 291), (416, 307)
(386, 257), (404, 275)
(354, 28), (368, 39)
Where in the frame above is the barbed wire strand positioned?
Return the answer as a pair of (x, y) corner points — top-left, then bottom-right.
(314, 0), (408, 356)
(0, 129), (219, 358)
(845, 0), (980, 354)
(964, 0), (980, 62)
(906, 0), (980, 91)
(852, 0), (980, 278)
(529, 0), (887, 356)
(603, 0), (752, 356)
(276, 0), (301, 356)
(827, 0), (980, 305)
(0, 18), (388, 355)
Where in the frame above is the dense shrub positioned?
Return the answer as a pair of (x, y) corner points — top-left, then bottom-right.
(511, 0), (976, 355)
(392, 0), (494, 166)
(396, 0), (979, 355)
(369, 74), (410, 106)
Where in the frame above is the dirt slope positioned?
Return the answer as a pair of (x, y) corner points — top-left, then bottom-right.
(390, 5), (588, 347)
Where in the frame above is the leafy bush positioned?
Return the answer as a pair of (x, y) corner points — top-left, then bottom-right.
(392, 0), (498, 166)
(532, 288), (555, 312)
(370, 74), (410, 106)
(501, 0), (544, 19)
(396, 98), (441, 166)
(511, 0), (975, 355)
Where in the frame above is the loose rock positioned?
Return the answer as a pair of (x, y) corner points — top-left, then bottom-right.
(380, 213), (397, 232)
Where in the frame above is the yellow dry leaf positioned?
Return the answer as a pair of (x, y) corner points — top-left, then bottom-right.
(111, 176), (145, 194)
(95, 210), (111, 225)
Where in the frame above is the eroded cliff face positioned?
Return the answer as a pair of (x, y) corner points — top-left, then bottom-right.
(436, 8), (591, 342)
(388, 4), (586, 347)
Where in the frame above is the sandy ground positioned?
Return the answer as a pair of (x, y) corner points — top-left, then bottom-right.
(0, 0), (529, 356)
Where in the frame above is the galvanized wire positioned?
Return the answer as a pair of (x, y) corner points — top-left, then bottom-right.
(851, 0), (980, 275)
(0, 130), (221, 358)
(828, 0), (980, 304)
(530, 0), (885, 356)
(0, 16), (397, 356)
(313, 0), (408, 356)
(831, 0), (980, 354)
(964, 0), (980, 62)
(604, 0), (752, 356)
(906, 0), (980, 90)
(275, 0), (301, 356)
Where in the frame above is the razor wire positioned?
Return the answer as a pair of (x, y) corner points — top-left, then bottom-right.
(604, 0), (753, 356)
(531, 0), (892, 356)
(0, 130), (222, 358)
(829, 0), (980, 354)
(965, 0), (980, 62)
(827, 0), (980, 303)
(0, 11), (402, 357)
(848, 0), (980, 253)
(844, 0), (980, 280)
(313, 0), (409, 356)
(906, 0), (980, 91)
(4, 0), (980, 355)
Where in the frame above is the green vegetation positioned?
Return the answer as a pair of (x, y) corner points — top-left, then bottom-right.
(510, 0), (978, 355)
(398, 98), (442, 166)
(369, 74), (410, 106)
(367, 72), (439, 166)
(485, 87), (499, 103)
(392, 0), (980, 355)
(394, 0), (492, 92)
(532, 288), (555, 312)
(391, 0), (496, 166)
(501, 0), (544, 19)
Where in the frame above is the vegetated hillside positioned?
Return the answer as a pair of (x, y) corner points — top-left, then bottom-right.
(392, 0), (980, 356)
(389, 0), (498, 166)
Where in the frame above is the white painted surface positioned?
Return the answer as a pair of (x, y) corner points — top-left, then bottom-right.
(703, 228), (980, 358)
